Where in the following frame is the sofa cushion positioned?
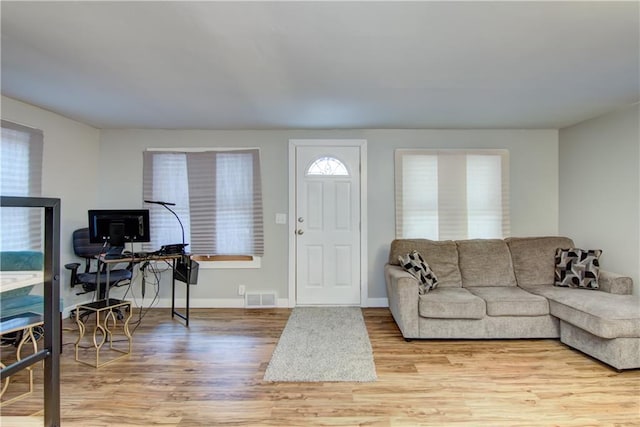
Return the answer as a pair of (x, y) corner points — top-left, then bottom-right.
(522, 285), (640, 339)
(398, 250), (438, 294)
(389, 239), (461, 287)
(554, 248), (601, 289)
(0, 294), (44, 319)
(1, 286), (35, 299)
(505, 236), (575, 286)
(418, 288), (485, 319)
(466, 286), (549, 317)
(456, 239), (516, 287)
(0, 251), (44, 271)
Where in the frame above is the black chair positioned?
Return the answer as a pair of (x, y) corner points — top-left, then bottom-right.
(64, 228), (132, 300)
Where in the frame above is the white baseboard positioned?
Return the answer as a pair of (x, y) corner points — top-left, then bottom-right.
(172, 297), (386, 308)
(62, 305), (78, 318)
(64, 297), (375, 317)
(61, 298), (246, 318)
(366, 298), (389, 307)
(148, 297), (291, 309)
(157, 298), (244, 308)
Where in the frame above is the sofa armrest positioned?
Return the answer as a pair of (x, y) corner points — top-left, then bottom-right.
(385, 264), (419, 338)
(598, 270), (633, 295)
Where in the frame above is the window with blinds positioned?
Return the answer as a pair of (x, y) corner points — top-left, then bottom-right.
(395, 149), (509, 240)
(142, 149), (264, 256)
(1, 120), (44, 251)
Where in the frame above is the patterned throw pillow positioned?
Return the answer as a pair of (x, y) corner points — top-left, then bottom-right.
(554, 248), (602, 289)
(398, 250), (438, 294)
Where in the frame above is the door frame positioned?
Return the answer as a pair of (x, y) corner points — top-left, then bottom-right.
(288, 139), (368, 307)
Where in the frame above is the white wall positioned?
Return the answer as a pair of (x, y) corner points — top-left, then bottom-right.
(99, 128), (559, 305)
(2, 96), (101, 311)
(559, 104), (640, 294)
(98, 129), (292, 306)
(364, 129), (559, 299)
(0, 97), (561, 308)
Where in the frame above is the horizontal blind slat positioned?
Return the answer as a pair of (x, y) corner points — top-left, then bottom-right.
(145, 149), (264, 256)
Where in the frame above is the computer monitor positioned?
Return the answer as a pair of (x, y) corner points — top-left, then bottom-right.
(88, 209), (151, 245)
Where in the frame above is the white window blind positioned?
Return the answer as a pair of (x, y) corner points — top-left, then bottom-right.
(395, 149), (509, 240)
(0, 120), (43, 251)
(145, 152), (191, 251)
(142, 149), (264, 256)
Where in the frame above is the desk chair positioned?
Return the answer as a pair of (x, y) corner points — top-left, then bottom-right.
(64, 228), (132, 300)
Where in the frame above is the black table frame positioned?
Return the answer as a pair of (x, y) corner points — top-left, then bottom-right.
(98, 253), (193, 327)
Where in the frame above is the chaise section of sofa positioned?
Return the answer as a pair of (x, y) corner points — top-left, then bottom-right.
(385, 236), (640, 370)
(522, 284), (640, 370)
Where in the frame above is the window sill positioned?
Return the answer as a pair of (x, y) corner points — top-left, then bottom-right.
(191, 255), (261, 269)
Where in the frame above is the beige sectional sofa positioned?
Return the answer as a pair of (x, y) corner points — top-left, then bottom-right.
(385, 236), (640, 370)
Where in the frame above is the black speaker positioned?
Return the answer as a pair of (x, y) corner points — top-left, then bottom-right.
(173, 257), (199, 284)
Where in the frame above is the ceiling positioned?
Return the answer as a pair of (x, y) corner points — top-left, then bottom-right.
(1, 1), (639, 130)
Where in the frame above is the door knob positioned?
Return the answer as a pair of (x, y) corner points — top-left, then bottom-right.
(298, 217), (304, 223)
(297, 229), (304, 235)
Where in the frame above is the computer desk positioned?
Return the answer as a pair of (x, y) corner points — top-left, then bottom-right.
(96, 253), (194, 327)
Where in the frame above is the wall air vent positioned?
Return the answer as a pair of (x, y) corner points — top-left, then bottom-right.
(245, 292), (277, 308)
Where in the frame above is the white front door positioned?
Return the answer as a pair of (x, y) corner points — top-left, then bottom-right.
(295, 145), (361, 305)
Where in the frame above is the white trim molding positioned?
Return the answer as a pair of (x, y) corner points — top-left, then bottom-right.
(63, 298), (292, 318)
(366, 298), (389, 308)
(154, 298), (290, 308)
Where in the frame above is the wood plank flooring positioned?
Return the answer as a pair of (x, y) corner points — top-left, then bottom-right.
(2, 308), (639, 426)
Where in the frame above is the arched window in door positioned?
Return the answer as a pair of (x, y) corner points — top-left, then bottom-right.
(306, 156), (349, 176)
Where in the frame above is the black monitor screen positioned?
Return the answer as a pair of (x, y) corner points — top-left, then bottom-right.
(88, 209), (150, 245)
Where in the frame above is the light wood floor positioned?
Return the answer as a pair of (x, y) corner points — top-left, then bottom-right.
(2, 308), (639, 426)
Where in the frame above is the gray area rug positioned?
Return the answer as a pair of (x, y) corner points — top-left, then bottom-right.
(264, 307), (377, 382)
